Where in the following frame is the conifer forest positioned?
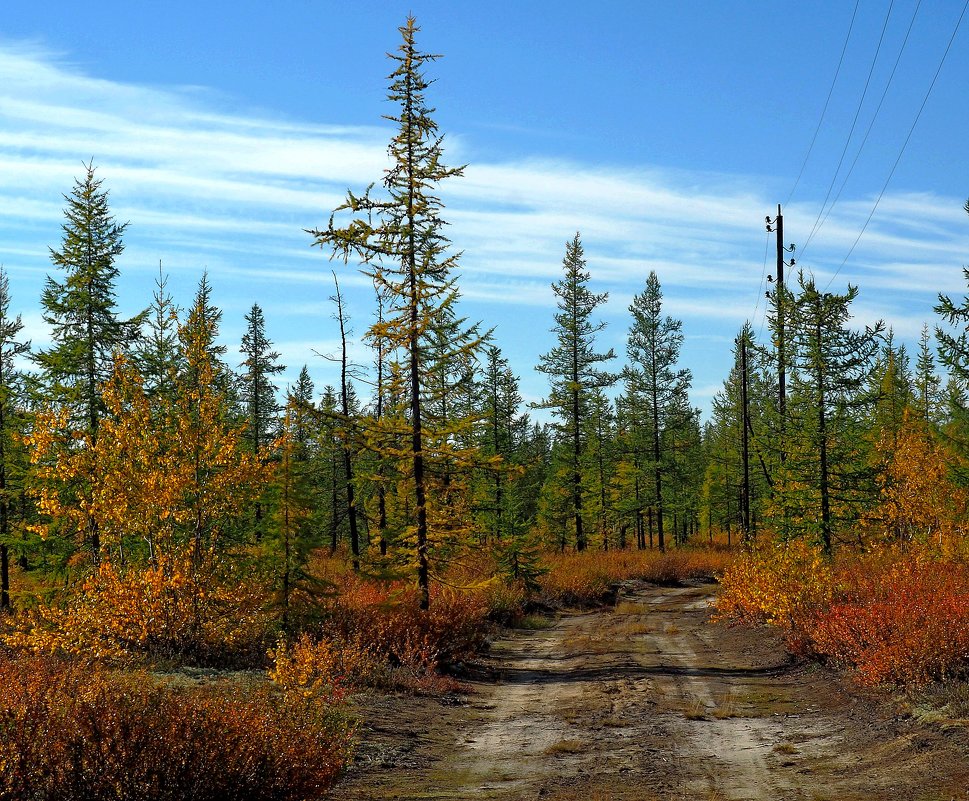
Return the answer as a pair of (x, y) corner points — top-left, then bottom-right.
(2, 14), (969, 801)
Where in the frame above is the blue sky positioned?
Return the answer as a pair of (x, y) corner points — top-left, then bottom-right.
(1, 1), (968, 417)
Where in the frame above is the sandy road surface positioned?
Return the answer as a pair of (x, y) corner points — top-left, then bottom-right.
(332, 580), (969, 800)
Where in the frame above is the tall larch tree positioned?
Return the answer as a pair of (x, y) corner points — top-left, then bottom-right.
(329, 275), (362, 570)
(535, 233), (616, 551)
(309, 17), (484, 609)
(625, 271), (691, 553)
(478, 346), (526, 544)
(582, 389), (617, 549)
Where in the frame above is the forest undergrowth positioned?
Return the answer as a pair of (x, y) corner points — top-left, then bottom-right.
(718, 538), (969, 691)
(0, 544), (732, 801)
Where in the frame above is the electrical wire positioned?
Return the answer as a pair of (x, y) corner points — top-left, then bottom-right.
(802, 0), (896, 256)
(813, 0), (921, 241)
(824, 0), (969, 291)
(753, 228), (771, 337)
(785, 0), (861, 207)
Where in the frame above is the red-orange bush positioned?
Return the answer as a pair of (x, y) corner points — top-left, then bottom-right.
(811, 555), (969, 686)
(0, 655), (352, 801)
(321, 573), (490, 673)
(718, 541), (969, 687)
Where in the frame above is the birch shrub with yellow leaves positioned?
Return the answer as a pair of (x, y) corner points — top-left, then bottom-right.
(9, 347), (277, 666)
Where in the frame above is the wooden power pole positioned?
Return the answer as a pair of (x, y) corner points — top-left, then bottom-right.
(775, 204), (786, 460)
(767, 204), (793, 464)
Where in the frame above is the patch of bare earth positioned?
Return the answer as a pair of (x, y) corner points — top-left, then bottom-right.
(330, 580), (969, 800)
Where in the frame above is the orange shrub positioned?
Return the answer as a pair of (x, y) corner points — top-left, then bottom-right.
(718, 541), (969, 687)
(716, 540), (833, 650)
(321, 573), (490, 673)
(269, 632), (381, 695)
(541, 548), (735, 606)
(3, 552), (275, 667)
(0, 655), (352, 801)
(811, 554), (969, 686)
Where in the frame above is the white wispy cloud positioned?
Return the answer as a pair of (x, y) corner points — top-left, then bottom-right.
(0, 42), (965, 417)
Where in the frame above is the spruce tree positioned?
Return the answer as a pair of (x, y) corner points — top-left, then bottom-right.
(535, 233), (616, 551)
(625, 271), (691, 552)
(35, 163), (142, 440)
(289, 366), (317, 452)
(310, 17), (484, 608)
(239, 303), (284, 453)
(915, 324), (942, 425)
(135, 266), (182, 401)
(775, 274), (883, 553)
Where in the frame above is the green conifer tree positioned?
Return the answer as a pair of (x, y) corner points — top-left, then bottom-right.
(914, 324), (942, 426)
(35, 163), (142, 439)
(239, 303), (284, 453)
(34, 163), (143, 559)
(535, 233), (616, 551)
(0, 268), (30, 609)
(135, 266), (182, 402)
(774, 274), (883, 553)
(625, 271), (691, 552)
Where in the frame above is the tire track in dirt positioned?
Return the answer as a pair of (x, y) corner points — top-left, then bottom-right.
(332, 580), (969, 800)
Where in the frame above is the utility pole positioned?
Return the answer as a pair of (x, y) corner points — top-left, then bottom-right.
(775, 204), (785, 445)
(766, 205), (794, 464)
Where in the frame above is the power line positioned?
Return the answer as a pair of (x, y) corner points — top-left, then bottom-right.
(813, 0), (921, 241)
(802, 0), (896, 256)
(752, 227), (771, 332)
(785, 0), (861, 207)
(824, 0), (969, 291)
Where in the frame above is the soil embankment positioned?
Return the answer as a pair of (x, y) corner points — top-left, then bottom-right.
(332, 580), (969, 800)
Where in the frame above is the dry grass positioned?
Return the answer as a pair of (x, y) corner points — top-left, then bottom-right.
(712, 691), (740, 719)
(539, 547), (736, 606)
(617, 620), (651, 636)
(515, 614), (554, 630)
(682, 695), (708, 720)
(614, 600), (649, 615)
(774, 742), (799, 755)
(543, 738), (587, 756)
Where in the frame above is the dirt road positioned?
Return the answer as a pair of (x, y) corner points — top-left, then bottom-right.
(332, 580), (969, 800)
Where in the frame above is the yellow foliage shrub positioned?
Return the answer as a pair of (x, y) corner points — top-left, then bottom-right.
(715, 540), (833, 651)
(3, 551), (274, 666)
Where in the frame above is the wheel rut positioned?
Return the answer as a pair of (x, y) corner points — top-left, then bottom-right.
(332, 580), (969, 800)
